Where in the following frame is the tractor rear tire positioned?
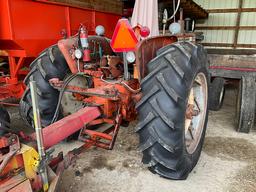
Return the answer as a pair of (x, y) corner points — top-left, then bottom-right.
(0, 106), (10, 136)
(136, 42), (209, 180)
(19, 45), (69, 128)
(209, 77), (225, 111)
(236, 76), (256, 133)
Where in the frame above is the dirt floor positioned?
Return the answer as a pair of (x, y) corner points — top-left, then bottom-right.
(7, 86), (256, 192)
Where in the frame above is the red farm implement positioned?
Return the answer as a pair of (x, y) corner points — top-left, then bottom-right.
(0, 0), (120, 103)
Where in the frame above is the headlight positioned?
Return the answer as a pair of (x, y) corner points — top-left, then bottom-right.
(169, 22), (181, 34)
(126, 51), (136, 63)
(74, 49), (83, 59)
(96, 25), (105, 36)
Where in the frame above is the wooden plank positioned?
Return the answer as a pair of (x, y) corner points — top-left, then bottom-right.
(0, 173), (26, 192)
(237, 44), (256, 48)
(209, 53), (256, 79)
(208, 54), (256, 69)
(202, 43), (256, 48)
(196, 26), (256, 30)
(209, 68), (255, 79)
(8, 179), (33, 192)
(207, 48), (256, 55)
(207, 8), (256, 13)
(159, 0), (208, 19)
(202, 43), (233, 47)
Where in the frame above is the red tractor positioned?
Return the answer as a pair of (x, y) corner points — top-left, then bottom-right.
(21, 20), (208, 176)
(0, 2), (209, 191)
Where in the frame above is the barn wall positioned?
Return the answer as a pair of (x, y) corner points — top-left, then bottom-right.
(193, 0), (256, 49)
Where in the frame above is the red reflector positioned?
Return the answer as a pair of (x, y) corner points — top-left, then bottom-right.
(140, 26), (150, 38)
(110, 19), (138, 52)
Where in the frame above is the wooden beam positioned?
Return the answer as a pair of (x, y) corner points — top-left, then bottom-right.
(209, 69), (256, 79)
(207, 48), (256, 55)
(202, 43), (256, 48)
(208, 54), (256, 68)
(160, 0), (208, 19)
(233, 0), (243, 48)
(196, 26), (256, 30)
(207, 8), (256, 13)
(237, 44), (256, 48)
(203, 43), (233, 47)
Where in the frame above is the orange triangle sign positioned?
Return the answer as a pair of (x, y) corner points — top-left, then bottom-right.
(110, 19), (138, 52)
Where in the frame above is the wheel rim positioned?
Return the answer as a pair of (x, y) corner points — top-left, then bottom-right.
(219, 86), (224, 104)
(61, 75), (88, 116)
(185, 72), (208, 154)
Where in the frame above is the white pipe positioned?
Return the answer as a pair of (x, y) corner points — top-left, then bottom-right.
(167, 0), (181, 22)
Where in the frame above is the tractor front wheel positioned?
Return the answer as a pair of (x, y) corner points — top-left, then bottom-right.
(136, 42), (209, 180)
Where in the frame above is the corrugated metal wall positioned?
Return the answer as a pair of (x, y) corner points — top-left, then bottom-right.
(193, 0), (256, 49)
(239, 0), (256, 45)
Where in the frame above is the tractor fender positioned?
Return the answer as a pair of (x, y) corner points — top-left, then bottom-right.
(135, 35), (178, 81)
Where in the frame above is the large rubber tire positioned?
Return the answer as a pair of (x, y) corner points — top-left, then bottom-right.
(209, 77), (225, 111)
(19, 45), (69, 128)
(236, 76), (256, 133)
(0, 106), (10, 136)
(136, 42), (209, 180)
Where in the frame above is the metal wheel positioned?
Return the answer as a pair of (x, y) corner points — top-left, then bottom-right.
(185, 73), (208, 154)
(61, 75), (89, 116)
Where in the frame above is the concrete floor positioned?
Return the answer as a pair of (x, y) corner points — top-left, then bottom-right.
(8, 87), (256, 192)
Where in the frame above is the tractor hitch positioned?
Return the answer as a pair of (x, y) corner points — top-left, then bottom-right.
(31, 107), (101, 149)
